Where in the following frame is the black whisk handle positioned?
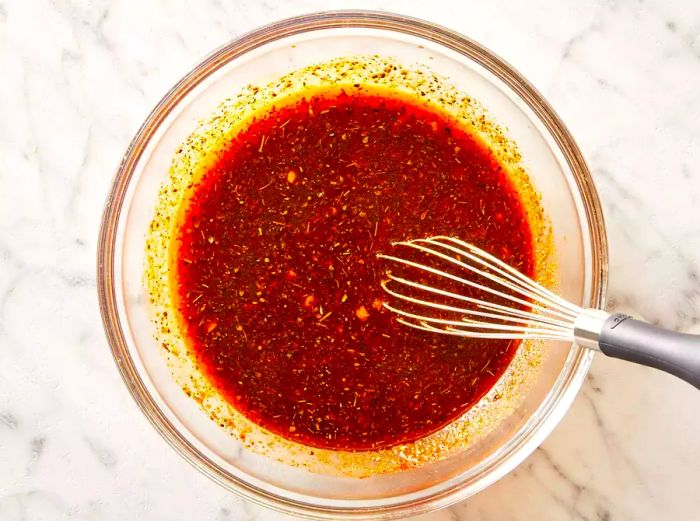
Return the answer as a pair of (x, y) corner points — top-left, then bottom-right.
(598, 314), (700, 390)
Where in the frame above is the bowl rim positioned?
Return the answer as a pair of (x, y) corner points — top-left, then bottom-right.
(97, 9), (608, 519)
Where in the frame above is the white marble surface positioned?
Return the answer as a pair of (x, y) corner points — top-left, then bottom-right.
(1, 0), (699, 519)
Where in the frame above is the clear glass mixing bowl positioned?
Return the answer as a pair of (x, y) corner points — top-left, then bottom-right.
(97, 11), (608, 519)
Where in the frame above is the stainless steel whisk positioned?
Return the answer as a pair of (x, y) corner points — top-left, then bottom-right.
(378, 235), (700, 389)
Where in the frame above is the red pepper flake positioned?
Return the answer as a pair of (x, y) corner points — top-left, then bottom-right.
(355, 305), (370, 321)
(287, 170), (297, 184)
(303, 295), (316, 310)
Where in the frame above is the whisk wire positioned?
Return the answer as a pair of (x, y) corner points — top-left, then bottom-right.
(384, 301), (571, 336)
(428, 236), (581, 316)
(378, 236), (580, 341)
(378, 251), (574, 323)
(396, 317), (572, 341)
(381, 276), (573, 330)
(393, 236), (579, 318)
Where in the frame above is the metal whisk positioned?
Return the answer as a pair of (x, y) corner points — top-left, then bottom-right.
(378, 235), (700, 389)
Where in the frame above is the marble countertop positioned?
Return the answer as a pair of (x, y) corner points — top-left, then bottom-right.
(2, 0), (699, 519)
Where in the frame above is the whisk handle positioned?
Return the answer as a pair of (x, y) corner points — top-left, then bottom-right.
(598, 314), (700, 390)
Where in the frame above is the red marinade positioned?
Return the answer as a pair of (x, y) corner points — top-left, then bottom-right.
(175, 91), (534, 451)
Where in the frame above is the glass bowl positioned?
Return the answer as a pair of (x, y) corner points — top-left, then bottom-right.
(97, 10), (608, 519)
